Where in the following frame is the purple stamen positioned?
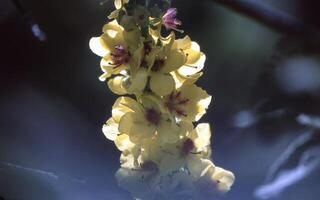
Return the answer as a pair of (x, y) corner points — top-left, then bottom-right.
(110, 45), (130, 68)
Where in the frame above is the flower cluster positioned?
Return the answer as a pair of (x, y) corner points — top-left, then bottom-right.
(90, 0), (234, 199)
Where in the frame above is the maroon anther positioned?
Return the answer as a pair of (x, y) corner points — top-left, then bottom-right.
(145, 108), (161, 125)
(165, 91), (189, 117)
(109, 45), (130, 68)
(182, 138), (195, 155)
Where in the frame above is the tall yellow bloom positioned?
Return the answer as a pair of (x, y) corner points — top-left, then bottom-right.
(89, 1), (234, 199)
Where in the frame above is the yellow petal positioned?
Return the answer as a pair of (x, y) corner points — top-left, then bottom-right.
(101, 33), (124, 52)
(119, 154), (135, 168)
(101, 21), (124, 51)
(118, 112), (136, 135)
(99, 73), (110, 82)
(115, 134), (135, 152)
(161, 49), (186, 73)
(102, 118), (119, 141)
(108, 75), (128, 95)
(108, 9), (120, 20)
(185, 42), (201, 64)
(157, 117), (180, 145)
(178, 52), (206, 77)
(150, 73), (175, 96)
(177, 120), (194, 137)
(114, 0), (129, 9)
(140, 94), (164, 113)
(99, 56), (126, 81)
(112, 97), (143, 122)
(179, 84), (212, 122)
(189, 123), (211, 150)
(89, 37), (110, 57)
(161, 32), (175, 53)
(119, 112), (156, 143)
(183, 72), (203, 85)
(102, 20), (123, 33)
(171, 71), (203, 89)
(211, 167), (235, 193)
(173, 35), (192, 50)
(128, 68), (148, 94)
(187, 156), (214, 179)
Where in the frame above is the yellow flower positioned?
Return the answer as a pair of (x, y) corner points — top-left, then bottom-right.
(90, 2), (235, 197)
(103, 118), (141, 168)
(89, 20), (142, 81)
(195, 163), (235, 195)
(148, 48), (186, 96)
(144, 33), (187, 96)
(103, 97), (143, 167)
(172, 36), (206, 88)
(157, 123), (213, 176)
(118, 95), (180, 144)
(164, 84), (211, 122)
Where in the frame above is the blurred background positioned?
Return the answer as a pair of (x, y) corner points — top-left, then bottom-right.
(1, 0), (320, 199)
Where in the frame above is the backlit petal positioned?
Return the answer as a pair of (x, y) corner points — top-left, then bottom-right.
(161, 49), (186, 73)
(89, 37), (110, 57)
(112, 97), (143, 122)
(102, 118), (119, 141)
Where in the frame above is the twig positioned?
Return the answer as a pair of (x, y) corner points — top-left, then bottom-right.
(211, 0), (319, 35)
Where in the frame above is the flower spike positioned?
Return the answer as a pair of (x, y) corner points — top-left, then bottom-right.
(89, 1), (234, 199)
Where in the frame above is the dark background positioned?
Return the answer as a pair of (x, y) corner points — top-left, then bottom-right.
(1, 0), (320, 199)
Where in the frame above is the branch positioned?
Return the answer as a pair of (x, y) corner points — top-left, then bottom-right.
(212, 0), (319, 35)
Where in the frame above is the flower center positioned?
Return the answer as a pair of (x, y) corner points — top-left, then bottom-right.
(151, 59), (165, 72)
(182, 138), (195, 155)
(165, 91), (189, 117)
(145, 108), (161, 125)
(110, 45), (130, 68)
